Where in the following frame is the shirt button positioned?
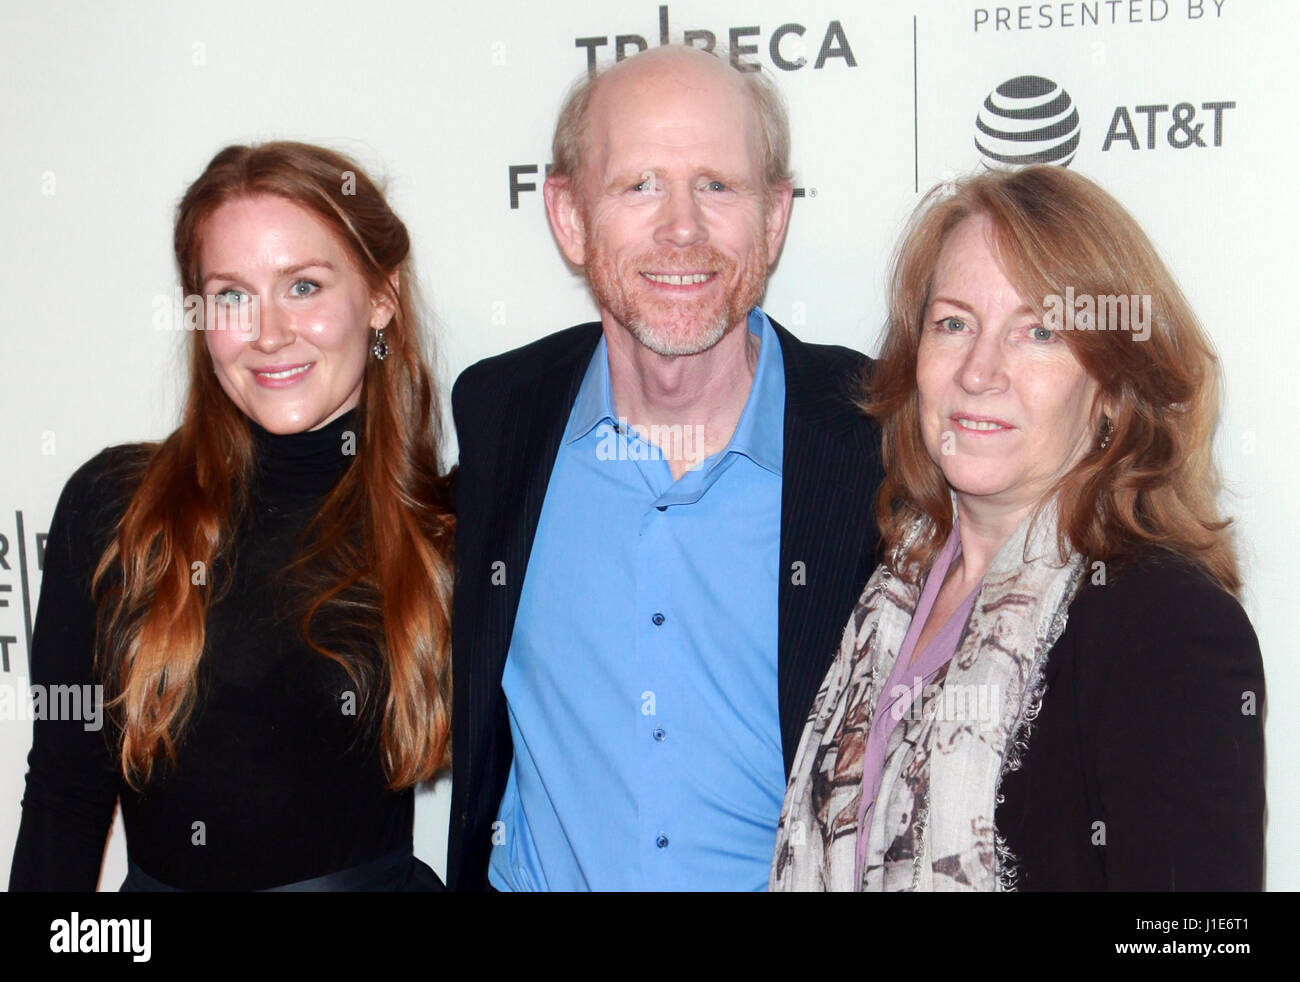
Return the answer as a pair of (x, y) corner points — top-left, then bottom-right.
(652, 727), (666, 742)
(651, 612), (665, 626)
(656, 505), (667, 512)
(656, 833), (669, 849)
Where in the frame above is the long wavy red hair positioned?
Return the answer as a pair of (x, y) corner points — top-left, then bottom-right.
(867, 166), (1238, 593)
(92, 142), (454, 788)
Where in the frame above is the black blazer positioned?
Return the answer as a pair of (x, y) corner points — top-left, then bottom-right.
(997, 547), (1266, 890)
(446, 319), (884, 890)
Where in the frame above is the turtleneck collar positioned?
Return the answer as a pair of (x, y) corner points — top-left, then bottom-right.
(247, 408), (359, 498)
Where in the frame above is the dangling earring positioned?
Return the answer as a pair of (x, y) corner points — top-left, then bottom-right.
(1099, 416), (1112, 451)
(371, 328), (389, 361)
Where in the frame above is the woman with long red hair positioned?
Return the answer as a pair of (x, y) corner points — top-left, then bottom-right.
(9, 142), (454, 890)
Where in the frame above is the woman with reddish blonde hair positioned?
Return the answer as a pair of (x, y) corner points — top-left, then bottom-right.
(10, 142), (453, 890)
(771, 165), (1265, 891)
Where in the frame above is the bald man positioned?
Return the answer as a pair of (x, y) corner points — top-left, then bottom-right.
(448, 46), (883, 891)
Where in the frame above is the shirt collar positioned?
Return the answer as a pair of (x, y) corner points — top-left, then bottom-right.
(565, 332), (617, 444)
(723, 307), (784, 476)
(565, 307), (785, 477)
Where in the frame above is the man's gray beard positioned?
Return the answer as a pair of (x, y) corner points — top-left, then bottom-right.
(583, 237), (768, 357)
(622, 307), (732, 357)
(587, 272), (765, 358)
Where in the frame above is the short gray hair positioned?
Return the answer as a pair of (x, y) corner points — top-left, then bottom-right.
(550, 45), (794, 190)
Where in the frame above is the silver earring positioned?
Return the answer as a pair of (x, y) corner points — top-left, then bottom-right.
(371, 328), (388, 361)
(1099, 416), (1112, 450)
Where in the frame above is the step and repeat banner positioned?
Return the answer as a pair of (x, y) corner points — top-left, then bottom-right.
(2, 0), (1295, 889)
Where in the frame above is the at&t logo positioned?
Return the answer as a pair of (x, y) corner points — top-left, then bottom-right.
(975, 75), (1080, 168)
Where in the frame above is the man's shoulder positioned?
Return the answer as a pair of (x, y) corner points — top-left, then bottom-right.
(769, 318), (871, 371)
(453, 322), (603, 405)
(766, 316), (876, 429)
(768, 316), (873, 387)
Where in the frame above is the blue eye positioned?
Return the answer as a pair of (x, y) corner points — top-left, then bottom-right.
(704, 180), (726, 192)
(290, 280), (319, 297)
(1030, 325), (1054, 341)
(939, 316), (965, 332)
(212, 289), (247, 306)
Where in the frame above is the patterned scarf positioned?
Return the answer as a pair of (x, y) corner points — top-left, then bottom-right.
(769, 505), (1084, 891)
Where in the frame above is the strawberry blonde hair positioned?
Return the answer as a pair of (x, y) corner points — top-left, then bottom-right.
(93, 142), (453, 788)
(866, 166), (1238, 593)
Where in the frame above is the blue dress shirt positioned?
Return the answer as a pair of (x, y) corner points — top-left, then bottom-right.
(488, 307), (787, 891)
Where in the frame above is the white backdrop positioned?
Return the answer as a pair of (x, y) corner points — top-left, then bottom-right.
(2, 0), (1295, 889)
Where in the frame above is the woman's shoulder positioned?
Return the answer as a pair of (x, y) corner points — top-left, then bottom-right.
(65, 442), (155, 493)
(1064, 545), (1260, 679)
(1072, 546), (1249, 628)
(62, 442), (153, 505)
(49, 442), (156, 548)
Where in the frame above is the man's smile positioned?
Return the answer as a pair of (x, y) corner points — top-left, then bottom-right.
(640, 272), (715, 285)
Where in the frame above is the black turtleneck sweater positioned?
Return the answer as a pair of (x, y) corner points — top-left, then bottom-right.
(9, 410), (420, 890)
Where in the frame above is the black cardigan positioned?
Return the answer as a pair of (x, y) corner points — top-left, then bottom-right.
(996, 547), (1266, 890)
